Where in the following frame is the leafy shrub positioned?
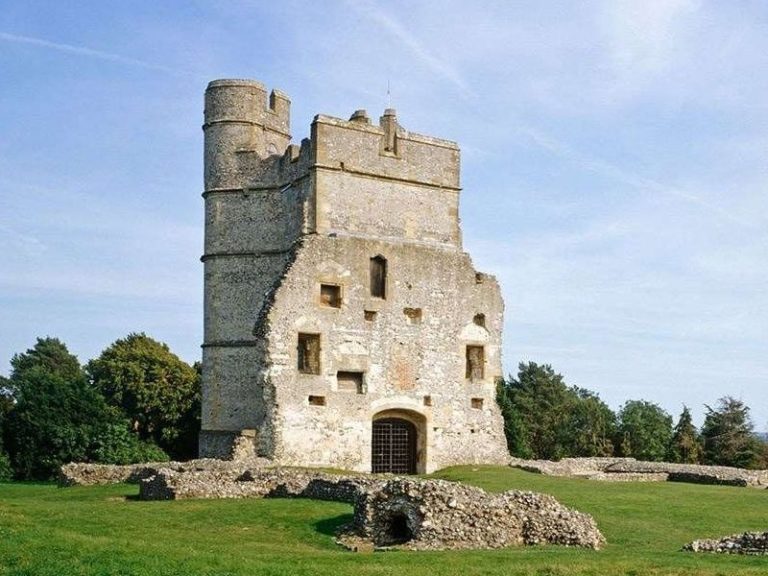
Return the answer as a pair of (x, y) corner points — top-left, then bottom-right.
(0, 450), (12, 481)
(91, 422), (169, 464)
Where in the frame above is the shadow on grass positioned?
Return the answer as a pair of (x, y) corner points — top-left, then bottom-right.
(314, 513), (354, 537)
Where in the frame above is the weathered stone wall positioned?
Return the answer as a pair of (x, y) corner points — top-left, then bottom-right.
(59, 458), (267, 487)
(262, 234), (508, 471)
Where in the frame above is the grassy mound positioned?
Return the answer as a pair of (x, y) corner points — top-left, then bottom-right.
(0, 465), (766, 575)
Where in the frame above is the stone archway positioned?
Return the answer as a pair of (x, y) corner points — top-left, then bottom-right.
(371, 410), (426, 474)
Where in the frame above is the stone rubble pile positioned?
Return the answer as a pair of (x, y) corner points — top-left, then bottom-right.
(683, 532), (768, 555)
(342, 477), (605, 551)
(509, 457), (768, 487)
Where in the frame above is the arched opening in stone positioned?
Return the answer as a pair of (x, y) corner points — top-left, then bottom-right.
(383, 513), (414, 544)
(371, 409), (427, 474)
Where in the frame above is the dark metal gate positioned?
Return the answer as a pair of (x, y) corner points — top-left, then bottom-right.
(372, 418), (417, 474)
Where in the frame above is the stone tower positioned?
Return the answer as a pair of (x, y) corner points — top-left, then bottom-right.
(200, 78), (509, 472)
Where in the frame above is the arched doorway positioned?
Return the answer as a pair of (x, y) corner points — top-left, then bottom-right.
(372, 416), (420, 474)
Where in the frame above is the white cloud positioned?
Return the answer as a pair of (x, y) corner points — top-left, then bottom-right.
(0, 31), (193, 76)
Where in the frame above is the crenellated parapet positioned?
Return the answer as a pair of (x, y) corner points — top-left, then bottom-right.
(204, 79), (291, 191)
(311, 110), (460, 191)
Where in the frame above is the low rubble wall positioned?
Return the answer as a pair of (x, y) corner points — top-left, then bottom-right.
(139, 466), (383, 502)
(684, 532), (768, 555)
(58, 457), (272, 487)
(510, 457), (768, 487)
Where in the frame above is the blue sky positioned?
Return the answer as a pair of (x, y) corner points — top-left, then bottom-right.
(1, 1), (766, 429)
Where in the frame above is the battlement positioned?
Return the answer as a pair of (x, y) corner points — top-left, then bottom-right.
(204, 79), (290, 138)
(311, 110), (460, 190)
(203, 78), (463, 248)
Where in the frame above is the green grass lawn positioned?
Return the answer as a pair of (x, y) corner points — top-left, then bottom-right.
(1, 466), (766, 575)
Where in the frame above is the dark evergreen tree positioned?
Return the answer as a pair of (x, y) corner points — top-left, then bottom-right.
(5, 338), (110, 478)
(567, 388), (616, 457)
(668, 405), (701, 463)
(701, 396), (760, 469)
(496, 362), (616, 459)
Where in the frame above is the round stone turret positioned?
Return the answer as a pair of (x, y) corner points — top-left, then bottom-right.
(203, 79), (291, 190)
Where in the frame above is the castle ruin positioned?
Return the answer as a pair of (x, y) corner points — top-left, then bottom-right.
(200, 79), (508, 473)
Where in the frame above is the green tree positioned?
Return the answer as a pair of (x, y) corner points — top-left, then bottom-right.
(616, 400), (673, 461)
(87, 333), (200, 459)
(496, 362), (616, 459)
(496, 379), (533, 458)
(4, 338), (111, 479)
(567, 388), (616, 457)
(501, 363), (571, 459)
(667, 405), (702, 463)
(701, 396), (760, 469)
(0, 376), (12, 481)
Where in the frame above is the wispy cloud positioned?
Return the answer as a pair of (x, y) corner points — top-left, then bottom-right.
(517, 124), (750, 227)
(0, 31), (192, 76)
(343, 0), (474, 99)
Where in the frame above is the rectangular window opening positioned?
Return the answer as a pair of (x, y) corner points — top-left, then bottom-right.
(370, 256), (387, 299)
(364, 310), (377, 322)
(471, 398), (484, 410)
(298, 333), (321, 374)
(337, 371), (364, 393)
(308, 395), (326, 406)
(320, 284), (342, 308)
(423, 395), (432, 407)
(466, 345), (485, 380)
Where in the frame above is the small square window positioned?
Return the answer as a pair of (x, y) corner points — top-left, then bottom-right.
(298, 333), (321, 374)
(466, 345), (485, 380)
(423, 395), (433, 407)
(337, 371), (364, 393)
(473, 313), (486, 327)
(471, 398), (484, 410)
(308, 395), (326, 406)
(403, 308), (423, 325)
(364, 310), (377, 321)
(320, 284), (341, 308)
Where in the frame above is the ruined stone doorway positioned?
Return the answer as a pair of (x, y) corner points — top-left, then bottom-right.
(372, 418), (417, 474)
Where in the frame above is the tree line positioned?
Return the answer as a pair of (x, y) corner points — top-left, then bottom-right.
(497, 362), (768, 468)
(2, 340), (765, 481)
(0, 335), (200, 481)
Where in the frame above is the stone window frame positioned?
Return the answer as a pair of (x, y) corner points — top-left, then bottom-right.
(308, 395), (326, 407)
(297, 332), (321, 375)
(465, 345), (485, 381)
(336, 371), (366, 394)
(370, 255), (388, 299)
(319, 283), (343, 308)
